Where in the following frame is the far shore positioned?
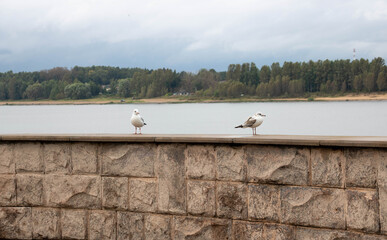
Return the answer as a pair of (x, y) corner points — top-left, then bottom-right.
(1, 92), (387, 105)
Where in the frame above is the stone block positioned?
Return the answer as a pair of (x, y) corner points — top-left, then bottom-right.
(156, 144), (186, 214)
(101, 143), (155, 177)
(144, 214), (172, 240)
(187, 180), (215, 216)
(45, 174), (101, 209)
(311, 148), (344, 187)
(32, 208), (60, 239)
(16, 174), (44, 206)
(89, 210), (116, 240)
(377, 149), (387, 235)
(246, 145), (309, 185)
(248, 184), (280, 222)
(174, 216), (231, 240)
(43, 143), (71, 174)
(295, 227), (362, 240)
(232, 221), (263, 240)
(102, 177), (128, 210)
(345, 148), (378, 188)
(264, 223), (295, 240)
(186, 145), (216, 180)
(117, 212), (144, 240)
(216, 182), (248, 219)
(61, 209), (87, 240)
(0, 207), (32, 239)
(0, 144), (14, 174)
(0, 175), (16, 206)
(380, 186), (387, 235)
(72, 142), (98, 174)
(15, 142), (43, 173)
(347, 189), (379, 233)
(280, 186), (345, 229)
(216, 146), (246, 181)
(129, 178), (157, 212)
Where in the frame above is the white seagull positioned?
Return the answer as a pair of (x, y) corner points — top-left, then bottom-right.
(131, 109), (147, 134)
(235, 112), (266, 135)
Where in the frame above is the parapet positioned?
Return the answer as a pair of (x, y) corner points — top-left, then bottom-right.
(0, 134), (386, 239)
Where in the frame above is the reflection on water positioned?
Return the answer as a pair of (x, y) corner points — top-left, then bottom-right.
(1, 101), (387, 136)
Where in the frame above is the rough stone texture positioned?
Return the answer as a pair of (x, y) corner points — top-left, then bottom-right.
(32, 208), (60, 239)
(101, 143), (155, 177)
(102, 177), (128, 210)
(61, 209), (87, 240)
(0, 175), (16, 206)
(16, 174), (44, 206)
(216, 182), (248, 219)
(186, 145), (216, 180)
(246, 146), (309, 185)
(377, 150), (387, 235)
(43, 143), (71, 174)
(311, 148), (344, 187)
(345, 148), (378, 188)
(129, 178), (157, 212)
(216, 146), (246, 181)
(2, 141), (387, 239)
(156, 144), (186, 214)
(0, 207), (32, 239)
(72, 142), (98, 174)
(174, 216), (231, 240)
(248, 184), (280, 222)
(89, 210), (116, 240)
(232, 221), (263, 240)
(144, 214), (172, 240)
(295, 227), (364, 240)
(0, 144), (14, 174)
(15, 142), (43, 173)
(280, 186), (346, 229)
(45, 174), (101, 209)
(187, 180), (216, 216)
(347, 189), (380, 233)
(117, 212), (144, 240)
(380, 185), (387, 236)
(265, 224), (295, 240)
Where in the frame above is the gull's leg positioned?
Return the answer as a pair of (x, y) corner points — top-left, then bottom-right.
(139, 128), (142, 135)
(252, 128), (254, 135)
(254, 128), (256, 135)
(134, 127), (137, 134)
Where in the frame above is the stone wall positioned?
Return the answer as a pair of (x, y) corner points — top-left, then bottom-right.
(0, 136), (387, 239)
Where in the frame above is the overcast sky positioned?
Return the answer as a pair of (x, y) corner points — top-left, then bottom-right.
(0, 0), (386, 73)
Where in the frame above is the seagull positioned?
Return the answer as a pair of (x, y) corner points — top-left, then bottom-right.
(235, 112), (266, 135)
(131, 109), (147, 134)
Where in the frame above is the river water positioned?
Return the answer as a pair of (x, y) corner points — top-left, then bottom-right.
(0, 101), (386, 136)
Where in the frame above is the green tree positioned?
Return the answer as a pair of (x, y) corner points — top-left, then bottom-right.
(117, 79), (131, 98)
(0, 82), (7, 100)
(260, 65), (271, 83)
(271, 62), (281, 79)
(376, 71), (386, 91)
(363, 72), (375, 92)
(227, 81), (245, 98)
(64, 82), (91, 99)
(24, 82), (44, 100)
(353, 75), (363, 92)
(256, 83), (268, 97)
(7, 78), (25, 100)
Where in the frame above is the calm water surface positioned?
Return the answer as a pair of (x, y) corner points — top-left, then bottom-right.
(0, 101), (387, 136)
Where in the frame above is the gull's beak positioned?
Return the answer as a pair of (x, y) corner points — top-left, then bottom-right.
(262, 114), (266, 117)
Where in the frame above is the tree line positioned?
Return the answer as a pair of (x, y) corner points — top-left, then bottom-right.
(0, 57), (386, 100)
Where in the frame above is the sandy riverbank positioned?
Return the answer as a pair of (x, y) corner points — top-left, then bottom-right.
(1, 93), (387, 105)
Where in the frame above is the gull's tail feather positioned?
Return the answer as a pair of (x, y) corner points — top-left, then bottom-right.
(144, 123), (147, 125)
(235, 125), (243, 128)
